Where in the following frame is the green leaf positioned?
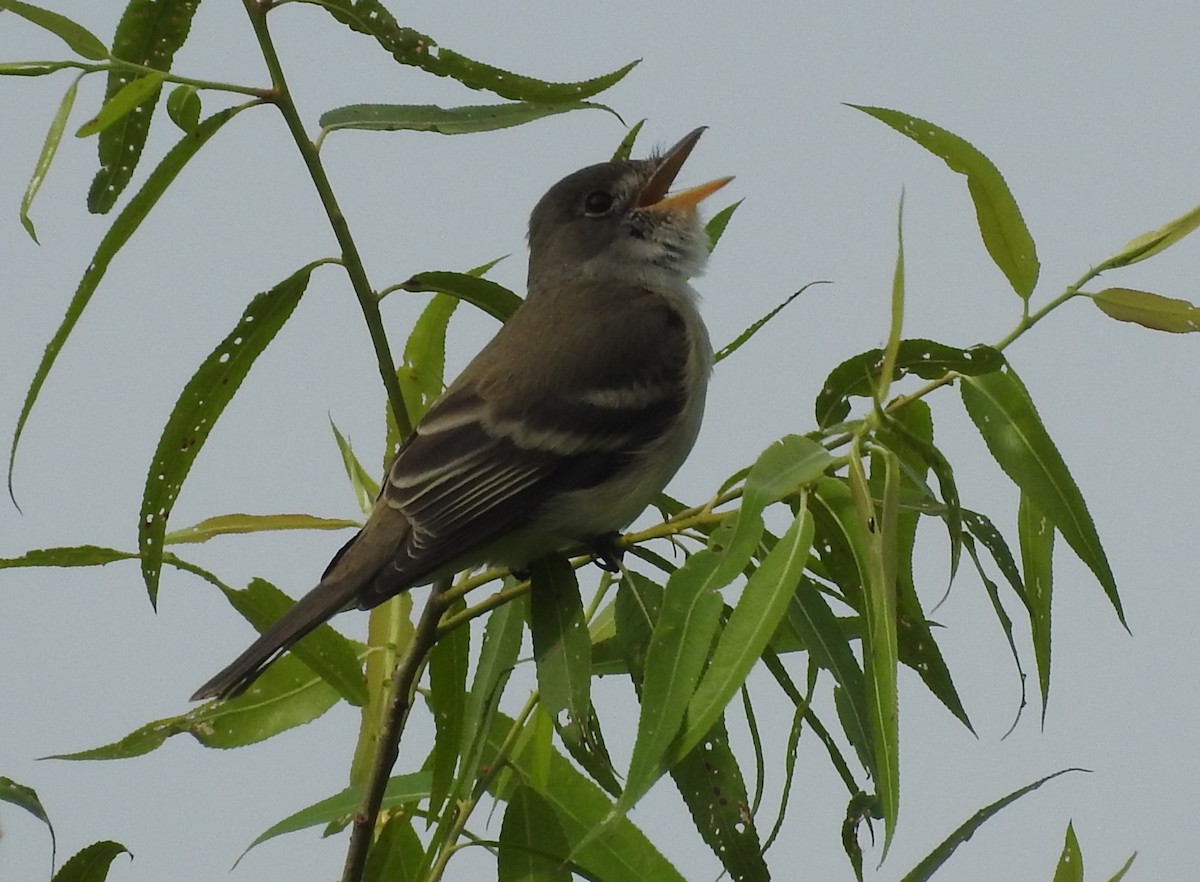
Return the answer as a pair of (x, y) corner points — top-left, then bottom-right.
(76, 72), (165, 137)
(0, 544), (137, 570)
(165, 84), (201, 133)
(242, 772), (432, 856)
(961, 533), (1028, 731)
(138, 263), (316, 604)
(20, 73), (80, 242)
(319, 100), (611, 135)
(398, 271), (522, 322)
(669, 717), (769, 882)
(53, 654), (341, 760)
(877, 193), (907, 404)
(0, 0), (108, 59)
(1091, 287), (1200, 333)
(0, 776), (56, 864)
(847, 447), (900, 854)
(1053, 821), (1083, 882)
(714, 281), (824, 364)
(210, 577), (367, 707)
(676, 505), (814, 761)
(961, 366), (1123, 625)
(498, 784), (573, 882)
(427, 603), (469, 820)
(816, 339), (1004, 428)
(489, 712), (686, 882)
(52, 841), (130, 882)
(8, 106), (242, 505)
(88, 0), (203, 212)
(320, 2), (637, 102)
(530, 557), (618, 795)
(611, 119), (645, 161)
(329, 419), (380, 514)
(1018, 493), (1054, 721)
(1104, 852), (1138, 882)
(620, 550), (726, 812)
(851, 104), (1039, 298)
(898, 769), (1085, 882)
(704, 198), (743, 253)
(362, 813), (423, 882)
(1103, 200), (1200, 268)
(397, 292), (458, 431)
(163, 512), (360, 545)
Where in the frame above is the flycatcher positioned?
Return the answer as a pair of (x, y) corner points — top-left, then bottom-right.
(192, 128), (731, 701)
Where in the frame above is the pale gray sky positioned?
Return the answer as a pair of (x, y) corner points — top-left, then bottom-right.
(3, 3), (1198, 881)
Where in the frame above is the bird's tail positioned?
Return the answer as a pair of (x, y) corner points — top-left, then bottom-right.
(189, 575), (360, 701)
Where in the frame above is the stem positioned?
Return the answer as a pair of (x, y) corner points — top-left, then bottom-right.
(241, 0), (413, 438)
(341, 583), (451, 882)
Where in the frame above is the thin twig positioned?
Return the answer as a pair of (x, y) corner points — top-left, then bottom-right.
(341, 583), (451, 882)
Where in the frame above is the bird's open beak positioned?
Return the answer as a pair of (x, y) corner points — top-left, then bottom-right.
(636, 127), (733, 213)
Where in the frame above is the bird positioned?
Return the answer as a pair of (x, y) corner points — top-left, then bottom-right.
(191, 128), (731, 701)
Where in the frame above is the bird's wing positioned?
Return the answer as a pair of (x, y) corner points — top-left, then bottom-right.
(356, 294), (694, 605)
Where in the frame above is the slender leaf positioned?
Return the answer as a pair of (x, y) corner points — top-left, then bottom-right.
(89, 0), (203, 212)
(669, 717), (769, 882)
(787, 580), (871, 769)
(427, 602), (470, 822)
(705, 198), (743, 253)
(398, 271), (521, 322)
(329, 419), (379, 513)
(715, 281), (824, 363)
(848, 446), (900, 853)
(1104, 853), (1138, 882)
(320, 1), (637, 102)
(52, 841), (130, 882)
(163, 513), (360, 545)
(210, 577), (367, 707)
(1053, 821), (1083, 882)
(677, 505), (814, 761)
(0, 0), (108, 59)
(8, 106), (241, 504)
(611, 119), (645, 161)
(898, 769), (1084, 882)
(1102, 200), (1200, 268)
(20, 73), (80, 242)
(353, 592), (414, 785)
(816, 339), (1003, 428)
(138, 263), (317, 603)
(877, 192), (907, 404)
(498, 785), (572, 882)
(961, 366), (1123, 624)
(320, 100), (610, 135)
(530, 557), (619, 795)
(396, 292), (458, 432)
(489, 712), (687, 882)
(76, 72), (165, 137)
(53, 653), (341, 760)
(241, 772), (432, 856)
(1091, 287), (1200, 333)
(852, 104), (1039, 298)
(362, 813), (423, 882)
(1018, 492), (1054, 721)
(0, 776), (55, 864)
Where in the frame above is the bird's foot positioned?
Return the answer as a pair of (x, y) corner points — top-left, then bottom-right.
(590, 531), (625, 573)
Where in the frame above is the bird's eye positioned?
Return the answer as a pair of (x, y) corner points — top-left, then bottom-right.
(583, 189), (615, 216)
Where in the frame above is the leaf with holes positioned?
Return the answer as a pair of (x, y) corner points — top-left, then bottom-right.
(138, 263), (317, 605)
(88, 0), (203, 212)
(319, 1), (637, 102)
(816, 339), (1003, 428)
